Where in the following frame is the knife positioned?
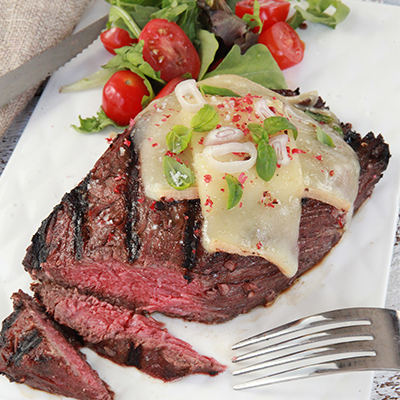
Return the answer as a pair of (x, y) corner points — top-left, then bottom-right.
(0, 15), (109, 109)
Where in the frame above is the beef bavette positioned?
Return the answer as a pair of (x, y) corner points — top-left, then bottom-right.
(23, 119), (390, 324)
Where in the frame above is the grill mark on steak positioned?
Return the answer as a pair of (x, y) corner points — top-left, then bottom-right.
(182, 200), (203, 281)
(124, 137), (141, 262)
(64, 176), (90, 260)
(9, 329), (43, 366)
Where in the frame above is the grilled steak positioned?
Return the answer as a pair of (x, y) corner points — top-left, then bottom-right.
(0, 290), (114, 400)
(22, 120), (390, 324)
(32, 282), (225, 381)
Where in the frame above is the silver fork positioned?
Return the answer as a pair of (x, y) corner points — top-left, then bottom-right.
(231, 307), (400, 390)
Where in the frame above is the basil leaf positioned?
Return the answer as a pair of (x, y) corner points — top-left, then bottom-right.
(163, 156), (195, 190)
(71, 107), (126, 133)
(248, 123), (267, 144)
(191, 104), (219, 133)
(199, 84), (241, 98)
(197, 30), (219, 81)
(166, 125), (192, 154)
(256, 140), (277, 182)
(316, 127), (336, 147)
(226, 174), (243, 210)
(263, 116), (298, 140)
(304, 110), (333, 124)
(204, 44), (287, 90)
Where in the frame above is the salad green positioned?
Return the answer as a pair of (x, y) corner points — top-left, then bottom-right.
(68, 0), (349, 133)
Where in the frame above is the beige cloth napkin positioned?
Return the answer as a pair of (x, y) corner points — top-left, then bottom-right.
(0, 0), (93, 139)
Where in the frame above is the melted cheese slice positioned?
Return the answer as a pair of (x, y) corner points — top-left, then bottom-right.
(132, 75), (360, 277)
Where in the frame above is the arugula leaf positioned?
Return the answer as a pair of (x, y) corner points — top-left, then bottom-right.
(108, 5), (142, 38)
(151, 0), (200, 42)
(71, 108), (126, 133)
(316, 127), (336, 147)
(199, 84), (241, 97)
(163, 156), (195, 190)
(226, 174), (243, 210)
(191, 104), (220, 132)
(204, 44), (287, 90)
(166, 125), (192, 153)
(60, 68), (117, 93)
(197, 30), (219, 81)
(241, 0), (263, 32)
(256, 140), (277, 182)
(104, 42), (164, 88)
(287, 0), (350, 29)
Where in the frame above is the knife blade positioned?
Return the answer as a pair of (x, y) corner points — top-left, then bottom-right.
(0, 15), (109, 109)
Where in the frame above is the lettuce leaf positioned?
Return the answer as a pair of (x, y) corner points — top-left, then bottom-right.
(204, 44), (287, 90)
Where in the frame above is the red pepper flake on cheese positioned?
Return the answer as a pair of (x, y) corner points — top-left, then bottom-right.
(314, 155), (323, 161)
(204, 174), (212, 183)
(238, 172), (248, 186)
(205, 196), (214, 212)
(292, 148), (306, 154)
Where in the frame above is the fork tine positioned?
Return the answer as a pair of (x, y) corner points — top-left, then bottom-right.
(232, 340), (376, 376)
(232, 309), (371, 351)
(233, 324), (373, 363)
(233, 355), (377, 390)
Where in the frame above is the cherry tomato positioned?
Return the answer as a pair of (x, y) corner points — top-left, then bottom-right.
(258, 22), (305, 70)
(139, 19), (200, 82)
(102, 70), (149, 126)
(235, 0), (290, 32)
(154, 77), (186, 100)
(100, 27), (138, 55)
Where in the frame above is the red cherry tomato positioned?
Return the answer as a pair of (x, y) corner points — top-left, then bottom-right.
(154, 77), (186, 100)
(100, 27), (138, 55)
(235, 0), (290, 32)
(139, 19), (200, 82)
(258, 22), (305, 70)
(102, 70), (149, 126)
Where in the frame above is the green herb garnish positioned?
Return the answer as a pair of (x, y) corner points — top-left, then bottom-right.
(287, 0), (350, 29)
(199, 84), (241, 98)
(256, 140), (277, 182)
(263, 116), (298, 140)
(304, 110), (334, 124)
(191, 104), (219, 133)
(71, 107), (126, 133)
(226, 174), (243, 210)
(166, 125), (192, 154)
(316, 127), (336, 147)
(163, 156), (195, 190)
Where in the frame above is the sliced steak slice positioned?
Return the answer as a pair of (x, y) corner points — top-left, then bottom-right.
(23, 121), (390, 324)
(32, 282), (225, 381)
(0, 290), (114, 400)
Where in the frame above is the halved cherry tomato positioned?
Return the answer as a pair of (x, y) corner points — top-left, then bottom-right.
(235, 0), (290, 32)
(139, 19), (200, 82)
(102, 70), (149, 126)
(154, 77), (186, 100)
(100, 27), (138, 55)
(258, 22), (305, 70)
